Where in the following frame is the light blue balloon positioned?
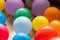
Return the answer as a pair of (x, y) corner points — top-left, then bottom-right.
(12, 33), (31, 40)
(0, 11), (6, 24)
(13, 16), (32, 34)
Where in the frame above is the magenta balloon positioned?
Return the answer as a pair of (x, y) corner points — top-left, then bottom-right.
(32, 0), (50, 16)
(5, 0), (24, 16)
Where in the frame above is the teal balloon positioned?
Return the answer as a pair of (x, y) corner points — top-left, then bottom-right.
(0, 11), (6, 24)
(14, 8), (31, 20)
(13, 16), (32, 34)
(12, 33), (31, 40)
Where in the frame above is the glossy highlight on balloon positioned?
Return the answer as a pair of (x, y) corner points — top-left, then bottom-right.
(32, 16), (49, 31)
(0, 0), (5, 11)
(0, 24), (9, 40)
(13, 16), (32, 34)
(34, 26), (57, 40)
(14, 8), (31, 20)
(44, 7), (60, 22)
(12, 33), (31, 40)
(50, 20), (60, 37)
(5, 0), (24, 16)
(0, 11), (6, 24)
(32, 0), (50, 16)
(49, 37), (60, 40)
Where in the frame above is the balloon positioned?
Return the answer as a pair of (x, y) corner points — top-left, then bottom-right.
(50, 20), (60, 37)
(0, 11), (6, 24)
(0, 24), (9, 40)
(32, 0), (50, 16)
(14, 8), (31, 20)
(0, 0), (5, 11)
(12, 33), (31, 40)
(32, 16), (49, 31)
(34, 26), (57, 40)
(44, 7), (60, 22)
(5, 0), (24, 16)
(49, 37), (60, 40)
(13, 16), (32, 34)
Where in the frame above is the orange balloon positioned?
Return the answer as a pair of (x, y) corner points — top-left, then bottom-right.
(50, 20), (60, 37)
(44, 7), (60, 22)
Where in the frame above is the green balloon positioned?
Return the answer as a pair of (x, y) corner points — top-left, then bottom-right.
(14, 8), (31, 20)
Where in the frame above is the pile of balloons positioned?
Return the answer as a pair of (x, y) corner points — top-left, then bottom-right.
(0, 11), (9, 40)
(0, 0), (9, 40)
(13, 8), (32, 40)
(0, 0), (60, 40)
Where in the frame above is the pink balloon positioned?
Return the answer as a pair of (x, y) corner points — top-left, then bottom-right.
(5, 0), (24, 16)
(32, 0), (50, 16)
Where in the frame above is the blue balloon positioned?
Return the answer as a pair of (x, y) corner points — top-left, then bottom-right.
(0, 11), (6, 24)
(12, 33), (31, 40)
(13, 16), (32, 34)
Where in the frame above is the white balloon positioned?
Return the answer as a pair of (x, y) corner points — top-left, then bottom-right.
(13, 16), (32, 34)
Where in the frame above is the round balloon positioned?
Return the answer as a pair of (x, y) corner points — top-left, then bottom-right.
(49, 37), (60, 40)
(12, 33), (31, 40)
(44, 7), (60, 22)
(0, 24), (9, 40)
(0, 11), (6, 24)
(34, 26), (57, 40)
(32, 16), (49, 31)
(50, 20), (60, 37)
(0, 0), (5, 11)
(32, 0), (50, 16)
(14, 8), (31, 20)
(5, 0), (24, 16)
(13, 16), (32, 34)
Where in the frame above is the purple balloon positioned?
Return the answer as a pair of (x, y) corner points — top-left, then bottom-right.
(32, 0), (50, 16)
(5, 0), (24, 16)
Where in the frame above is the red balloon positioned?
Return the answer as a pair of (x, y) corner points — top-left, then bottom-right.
(34, 26), (57, 40)
(0, 24), (9, 40)
(49, 37), (60, 40)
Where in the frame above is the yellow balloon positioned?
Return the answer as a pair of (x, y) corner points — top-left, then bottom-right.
(32, 16), (49, 31)
(0, 0), (5, 11)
